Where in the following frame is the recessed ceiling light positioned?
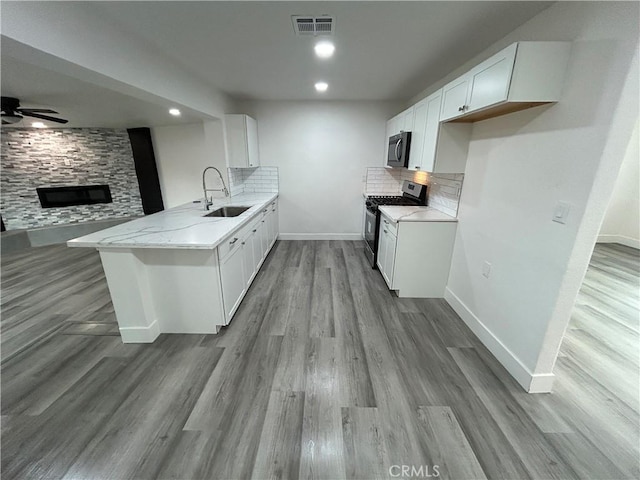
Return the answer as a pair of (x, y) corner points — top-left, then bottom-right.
(169, 108), (181, 116)
(315, 82), (329, 93)
(31, 122), (47, 128)
(314, 41), (335, 59)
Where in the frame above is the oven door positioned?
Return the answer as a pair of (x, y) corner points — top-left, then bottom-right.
(363, 207), (378, 267)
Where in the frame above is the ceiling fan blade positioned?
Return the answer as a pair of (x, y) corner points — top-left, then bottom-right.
(18, 108), (59, 114)
(22, 111), (68, 124)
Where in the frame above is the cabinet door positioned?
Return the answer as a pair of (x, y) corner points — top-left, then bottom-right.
(225, 114), (260, 168)
(268, 202), (278, 248)
(220, 244), (246, 322)
(440, 76), (470, 121)
(376, 220), (387, 273)
(259, 214), (269, 259)
(383, 230), (397, 288)
(246, 115), (260, 167)
(409, 90), (443, 172)
(377, 222), (396, 289)
(409, 98), (428, 171)
(420, 91), (444, 173)
(380, 228), (391, 285)
(400, 107), (414, 133)
(252, 220), (264, 269)
(241, 232), (256, 287)
(467, 43), (517, 113)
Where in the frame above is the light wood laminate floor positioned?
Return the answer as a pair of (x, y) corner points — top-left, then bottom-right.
(1, 241), (638, 479)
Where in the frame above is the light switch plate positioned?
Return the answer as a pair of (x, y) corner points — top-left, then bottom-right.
(552, 201), (571, 224)
(482, 261), (491, 278)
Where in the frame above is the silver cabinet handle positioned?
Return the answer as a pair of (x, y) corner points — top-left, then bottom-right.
(384, 220), (389, 225)
(241, 241), (245, 245)
(458, 106), (465, 112)
(415, 166), (420, 170)
(252, 229), (257, 233)
(262, 209), (267, 213)
(394, 138), (402, 161)
(383, 229), (388, 234)
(229, 238), (238, 245)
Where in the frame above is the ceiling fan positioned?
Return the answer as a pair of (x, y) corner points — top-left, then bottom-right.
(1, 96), (68, 125)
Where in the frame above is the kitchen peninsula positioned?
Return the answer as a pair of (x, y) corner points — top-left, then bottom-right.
(68, 193), (279, 343)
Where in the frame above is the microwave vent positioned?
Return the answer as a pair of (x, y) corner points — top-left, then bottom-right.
(292, 16), (335, 36)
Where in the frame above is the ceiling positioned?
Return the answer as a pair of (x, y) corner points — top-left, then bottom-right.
(0, 56), (207, 129)
(91, 1), (553, 101)
(1, 1), (554, 128)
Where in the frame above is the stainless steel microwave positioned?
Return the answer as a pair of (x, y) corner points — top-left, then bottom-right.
(387, 131), (411, 168)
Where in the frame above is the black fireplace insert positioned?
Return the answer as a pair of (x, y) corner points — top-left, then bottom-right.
(36, 185), (112, 208)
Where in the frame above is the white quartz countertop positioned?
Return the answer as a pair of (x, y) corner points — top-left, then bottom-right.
(67, 192), (278, 250)
(378, 205), (457, 223)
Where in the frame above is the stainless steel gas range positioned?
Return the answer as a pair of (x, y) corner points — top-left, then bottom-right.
(363, 180), (427, 268)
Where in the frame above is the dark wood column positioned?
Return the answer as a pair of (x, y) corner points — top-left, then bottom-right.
(127, 128), (164, 215)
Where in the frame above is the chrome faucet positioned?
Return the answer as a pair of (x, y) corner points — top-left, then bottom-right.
(202, 166), (229, 210)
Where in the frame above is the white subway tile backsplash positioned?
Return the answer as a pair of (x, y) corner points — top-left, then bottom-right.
(228, 166), (279, 196)
(364, 167), (463, 217)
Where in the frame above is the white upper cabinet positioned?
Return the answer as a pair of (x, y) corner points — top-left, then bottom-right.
(399, 106), (414, 132)
(440, 76), (471, 122)
(386, 107), (414, 137)
(466, 43), (518, 114)
(225, 114), (260, 168)
(439, 42), (571, 122)
(410, 89), (472, 173)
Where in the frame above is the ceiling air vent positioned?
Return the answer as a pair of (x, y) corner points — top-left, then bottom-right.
(292, 15), (335, 36)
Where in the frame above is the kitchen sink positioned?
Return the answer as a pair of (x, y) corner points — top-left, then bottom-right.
(203, 206), (251, 218)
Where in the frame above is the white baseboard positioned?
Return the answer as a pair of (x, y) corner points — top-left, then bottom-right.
(278, 233), (363, 241)
(528, 373), (556, 393)
(597, 234), (640, 250)
(444, 287), (555, 393)
(119, 320), (160, 343)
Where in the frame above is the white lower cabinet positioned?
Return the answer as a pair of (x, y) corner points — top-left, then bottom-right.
(377, 217), (397, 288)
(242, 222), (258, 287)
(377, 211), (457, 298)
(267, 200), (278, 248)
(251, 218), (265, 269)
(219, 236), (246, 323)
(218, 198), (279, 324)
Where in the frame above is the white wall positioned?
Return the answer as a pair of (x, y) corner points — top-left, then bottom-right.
(236, 101), (399, 239)
(598, 121), (640, 249)
(438, 2), (639, 392)
(152, 120), (228, 208)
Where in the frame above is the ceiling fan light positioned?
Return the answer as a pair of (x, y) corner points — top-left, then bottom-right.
(1, 114), (23, 125)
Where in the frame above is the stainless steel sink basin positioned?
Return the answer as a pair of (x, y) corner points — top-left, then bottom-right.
(203, 206), (251, 218)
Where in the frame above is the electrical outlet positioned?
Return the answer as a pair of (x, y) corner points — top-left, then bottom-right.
(482, 261), (491, 279)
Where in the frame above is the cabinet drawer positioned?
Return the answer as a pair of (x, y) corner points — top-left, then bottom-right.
(218, 232), (243, 260)
(381, 215), (397, 236)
